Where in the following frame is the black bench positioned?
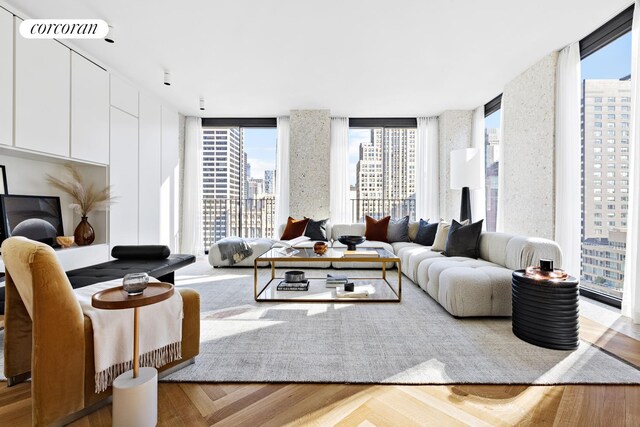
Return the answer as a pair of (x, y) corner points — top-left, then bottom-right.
(0, 250), (195, 315)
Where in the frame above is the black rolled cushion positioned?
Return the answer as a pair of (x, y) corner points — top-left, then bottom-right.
(111, 245), (171, 260)
(414, 219), (439, 246)
(304, 218), (328, 241)
(443, 219), (483, 258)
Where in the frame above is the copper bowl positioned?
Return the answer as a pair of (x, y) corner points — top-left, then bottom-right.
(313, 241), (328, 255)
(56, 236), (74, 248)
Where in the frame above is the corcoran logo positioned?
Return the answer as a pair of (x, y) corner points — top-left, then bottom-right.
(19, 19), (109, 39)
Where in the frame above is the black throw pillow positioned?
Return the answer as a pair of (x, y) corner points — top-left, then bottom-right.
(112, 245), (171, 260)
(443, 219), (483, 258)
(414, 219), (439, 246)
(304, 218), (328, 241)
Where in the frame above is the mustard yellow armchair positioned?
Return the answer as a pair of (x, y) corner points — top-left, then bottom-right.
(2, 237), (200, 426)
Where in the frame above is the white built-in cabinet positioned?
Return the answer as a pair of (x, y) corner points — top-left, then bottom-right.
(109, 107), (139, 247)
(0, 8), (12, 147)
(161, 106), (180, 252)
(138, 95), (162, 244)
(14, 17), (70, 157)
(110, 74), (139, 117)
(71, 52), (109, 164)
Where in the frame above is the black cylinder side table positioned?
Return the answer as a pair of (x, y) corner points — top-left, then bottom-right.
(512, 270), (580, 350)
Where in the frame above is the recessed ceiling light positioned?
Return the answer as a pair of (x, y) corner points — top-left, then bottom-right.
(104, 25), (115, 43)
(200, 98), (206, 111)
(164, 71), (171, 86)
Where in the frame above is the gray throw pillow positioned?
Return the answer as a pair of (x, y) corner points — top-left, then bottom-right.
(387, 216), (410, 243)
(414, 219), (439, 246)
(443, 219), (484, 258)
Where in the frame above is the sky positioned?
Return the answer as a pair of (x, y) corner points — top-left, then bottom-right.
(243, 128), (277, 180)
(242, 33), (632, 183)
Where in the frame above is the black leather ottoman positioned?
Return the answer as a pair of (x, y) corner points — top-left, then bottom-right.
(512, 270), (580, 350)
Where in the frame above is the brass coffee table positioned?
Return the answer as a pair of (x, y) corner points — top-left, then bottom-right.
(254, 247), (401, 303)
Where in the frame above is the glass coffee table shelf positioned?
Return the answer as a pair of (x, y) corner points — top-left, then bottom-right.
(254, 247), (402, 303)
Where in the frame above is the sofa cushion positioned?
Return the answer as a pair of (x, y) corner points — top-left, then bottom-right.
(406, 249), (445, 283)
(443, 219), (483, 259)
(304, 218), (329, 241)
(208, 238), (273, 267)
(365, 215), (390, 242)
(390, 241), (418, 254)
(408, 221), (420, 241)
(387, 216), (410, 243)
(504, 236), (563, 271)
(478, 232), (516, 267)
(281, 217), (310, 240)
(331, 223), (365, 240)
(414, 219), (438, 246)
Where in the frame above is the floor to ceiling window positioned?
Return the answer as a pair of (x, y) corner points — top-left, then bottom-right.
(579, 6), (632, 303)
(484, 96), (502, 232)
(201, 120), (277, 247)
(348, 119), (417, 222)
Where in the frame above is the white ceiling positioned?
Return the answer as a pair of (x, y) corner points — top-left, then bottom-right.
(3, 0), (634, 117)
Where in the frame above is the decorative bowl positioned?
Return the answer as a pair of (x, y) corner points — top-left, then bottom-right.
(284, 270), (306, 283)
(123, 272), (149, 296)
(313, 241), (328, 255)
(338, 235), (366, 251)
(56, 236), (75, 248)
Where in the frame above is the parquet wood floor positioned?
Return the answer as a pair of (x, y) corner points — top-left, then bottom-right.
(0, 315), (638, 426)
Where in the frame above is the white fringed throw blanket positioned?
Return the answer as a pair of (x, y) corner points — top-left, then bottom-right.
(74, 279), (183, 393)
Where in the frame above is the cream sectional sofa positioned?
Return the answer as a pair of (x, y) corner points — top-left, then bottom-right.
(209, 221), (562, 317)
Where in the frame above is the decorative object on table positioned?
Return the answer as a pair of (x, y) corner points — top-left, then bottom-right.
(46, 164), (115, 246)
(364, 215), (390, 242)
(276, 280), (309, 291)
(450, 148), (483, 222)
(336, 288), (369, 298)
(343, 249), (379, 258)
(56, 236), (74, 248)
(0, 164), (7, 194)
(344, 282), (355, 292)
(123, 272), (150, 296)
(313, 241), (328, 255)
(512, 261), (579, 350)
(284, 270), (306, 283)
(338, 235), (365, 251)
(0, 195), (65, 247)
(326, 273), (348, 288)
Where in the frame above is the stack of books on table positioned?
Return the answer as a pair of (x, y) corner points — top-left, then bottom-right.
(276, 280), (309, 291)
(326, 273), (348, 288)
(344, 250), (379, 258)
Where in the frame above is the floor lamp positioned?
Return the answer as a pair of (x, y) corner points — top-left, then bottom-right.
(450, 148), (483, 223)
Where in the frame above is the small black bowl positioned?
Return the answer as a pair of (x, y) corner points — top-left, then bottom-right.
(284, 270), (306, 283)
(338, 235), (366, 251)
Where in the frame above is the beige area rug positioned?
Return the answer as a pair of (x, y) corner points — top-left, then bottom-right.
(159, 261), (640, 384)
(1, 260), (639, 384)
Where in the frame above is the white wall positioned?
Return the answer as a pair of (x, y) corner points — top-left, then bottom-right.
(161, 106), (180, 251)
(138, 95), (162, 244)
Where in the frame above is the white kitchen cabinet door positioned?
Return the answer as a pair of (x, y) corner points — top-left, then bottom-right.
(109, 107), (139, 247)
(71, 52), (109, 164)
(14, 17), (70, 157)
(0, 9), (12, 147)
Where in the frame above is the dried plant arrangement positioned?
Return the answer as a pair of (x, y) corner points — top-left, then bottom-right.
(47, 164), (115, 217)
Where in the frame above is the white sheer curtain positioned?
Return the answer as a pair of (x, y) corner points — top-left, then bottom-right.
(274, 116), (290, 237)
(496, 96), (507, 232)
(180, 117), (203, 255)
(471, 106), (486, 226)
(623, 1), (640, 324)
(415, 117), (440, 220)
(554, 42), (582, 277)
(330, 117), (351, 223)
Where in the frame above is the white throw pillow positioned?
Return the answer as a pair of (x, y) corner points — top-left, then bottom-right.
(431, 219), (469, 252)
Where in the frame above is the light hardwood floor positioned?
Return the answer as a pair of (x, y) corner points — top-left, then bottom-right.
(0, 315), (638, 426)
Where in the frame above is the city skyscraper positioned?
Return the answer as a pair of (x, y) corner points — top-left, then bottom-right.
(264, 170), (276, 195)
(354, 128), (416, 220)
(581, 78), (631, 297)
(202, 127), (243, 199)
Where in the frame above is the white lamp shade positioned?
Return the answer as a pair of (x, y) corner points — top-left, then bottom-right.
(450, 148), (483, 189)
